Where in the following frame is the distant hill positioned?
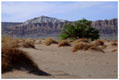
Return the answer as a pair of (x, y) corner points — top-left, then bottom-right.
(2, 22), (22, 28)
(2, 16), (118, 39)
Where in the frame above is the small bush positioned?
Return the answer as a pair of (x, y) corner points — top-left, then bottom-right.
(111, 42), (117, 46)
(72, 43), (90, 52)
(73, 38), (89, 45)
(58, 40), (71, 47)
(2, 39), (19, 49)
(88, 45), (104, 53)
(100, 45), (107, 49)
(95, 40), (104, 46)
(72, 43), (92, 52)
(2, 48), (39, 73)
(112, 49), (117, 52)
(72, 42), (104, 53)
(22, 41), (35, 48)
(44, 37), (58, 46)
(38, 40), (42, 44)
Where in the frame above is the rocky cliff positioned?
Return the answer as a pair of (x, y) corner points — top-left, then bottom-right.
(2, 16), (118, 39)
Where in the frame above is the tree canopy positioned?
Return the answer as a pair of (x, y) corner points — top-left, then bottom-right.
(59, 18), (100, 40)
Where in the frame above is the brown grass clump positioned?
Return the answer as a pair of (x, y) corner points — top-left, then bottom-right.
(100, 45), (107, 49)
(72, 42), (104, 53)
(111, 42), (117, 46)
(22, 41), (35, 48)
(72, 43), (93, 52)
(2, 37), (50, 75)
(58, 40), (71, 47)
(112, 49), (117, 52)
(44, 37), (58, 46)
(88, 45), (104, 53)
(38, 40), (42, 44)
(2, 48), (39, 73)
(95, 40), (104, 46)
(2, 39), (19, 49)
(72, 44), (80, 52)
(78, 38), (89, 42)
(73, 38), (89, 45)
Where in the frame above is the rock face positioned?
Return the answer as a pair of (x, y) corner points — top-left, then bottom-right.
(2, 16), (118, 39)
(2, 22), (22, 28)
(91, 18), (118, 39)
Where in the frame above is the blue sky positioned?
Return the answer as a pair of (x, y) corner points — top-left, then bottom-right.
(2, 1), (118, 22)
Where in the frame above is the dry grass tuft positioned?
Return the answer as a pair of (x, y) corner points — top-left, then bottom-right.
(88, 45), (104, 53)
(2, 37), (19, 49)
(100, 45), (107, 49)
(58, 40), (71, 47)
(38, 40), (42, 44)
(95, 40), (104, 46)
(73, 38), (89, 45)
(22, 41), (35, 48)
(2, 47), (39, 73)
(72, 42), (104, 53)
(72, 43), (93, 52)
(111, 42), (117, 46)
(2, 36), (51, 75)
(112, 49), (117, 52)
(44, 37), (58, 46)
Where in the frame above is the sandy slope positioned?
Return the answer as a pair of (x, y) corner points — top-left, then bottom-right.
(2, 43), (118, 79)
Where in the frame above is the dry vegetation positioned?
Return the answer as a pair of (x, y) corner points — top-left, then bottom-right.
(22, 41), (35, 48)
(112, 49), (117, 52)
(111, 41), (117, 46)
(100, 45), (107, 49)
(73, 38), (89, 46)
(58, 40), (71, 47)
(88, 45), (104, 53)
(44, 37), (58, 46)
(95, 40), (104, 46)
(2, 48), (39, 73)
(72, 41), (105, 53)
(72, 43), (91, 52)
(2, 36), (39, 73)
(2, 36), (19, 49)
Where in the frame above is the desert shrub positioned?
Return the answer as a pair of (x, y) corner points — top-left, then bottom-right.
(58, 40), (71, 47)
(78, 38), (89, 42)
(2, 35), (11, 42)
(95, 40), (104, 46)
(72, 43), (93, 52)
(72, 42), (104, 53)
(22, 41), (35, 48)
(111, 42), (117, 46)
(59, 18), (100, 40)
(2, 48), (39, 73)
(44, 37), (58, 46)
(2, 54), (12, 72)
(72, 44), (80, 52)
(30, 39), (36, 42)
(2, 39), (19, 49)
(18, 39), (25, 43)
(88, 46), (104, 53)
(100, 45), (107, 49)
(38, 40), (42, 44)
(73, 38), (89, 45)
(112, 49), (117, 52)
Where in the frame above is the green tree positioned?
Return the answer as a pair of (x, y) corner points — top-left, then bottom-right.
(59, 18), (100, 40)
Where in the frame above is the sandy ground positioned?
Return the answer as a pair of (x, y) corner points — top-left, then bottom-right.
(2, 42), (118, 79)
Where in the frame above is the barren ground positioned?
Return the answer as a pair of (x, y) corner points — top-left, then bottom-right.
(2, 42), (118, 79)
